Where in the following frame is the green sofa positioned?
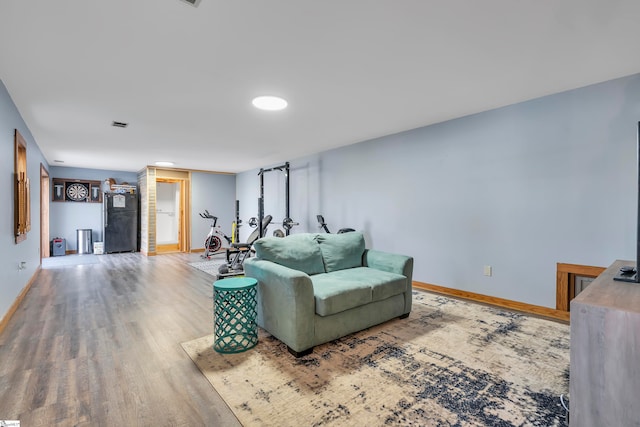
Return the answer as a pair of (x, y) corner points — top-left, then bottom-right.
(243, 232), (414, 357)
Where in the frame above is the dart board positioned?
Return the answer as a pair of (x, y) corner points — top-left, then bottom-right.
(66, 182), (89, 201)
(52, 178), (103, 203)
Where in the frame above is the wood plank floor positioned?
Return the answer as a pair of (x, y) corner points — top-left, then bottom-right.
(0, 252), (241, 426)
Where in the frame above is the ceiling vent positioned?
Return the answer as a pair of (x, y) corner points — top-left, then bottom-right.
(112, 121), (129, 128)
(180, 0), (201, 7)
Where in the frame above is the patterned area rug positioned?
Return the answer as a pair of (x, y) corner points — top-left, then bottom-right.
(181, 291), (570, 426)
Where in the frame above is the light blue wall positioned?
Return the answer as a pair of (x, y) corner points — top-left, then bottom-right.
(237, 73), (640, 309)
(0, 80), (49, 322)
(49, 167), (138, 251)
(190, 172), (236, 248)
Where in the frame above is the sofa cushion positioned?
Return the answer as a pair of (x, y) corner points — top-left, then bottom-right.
(254, 234), (325, 275)
(310, 267), (407, 316)
(362, 268), (408, 301)
(315, 232), (365, 273)
(311, 273), (372, 316)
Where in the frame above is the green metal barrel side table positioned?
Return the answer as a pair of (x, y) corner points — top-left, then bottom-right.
(213, 277), (258, 353)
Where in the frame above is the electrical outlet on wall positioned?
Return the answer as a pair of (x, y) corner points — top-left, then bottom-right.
(484, 265), (492, 277)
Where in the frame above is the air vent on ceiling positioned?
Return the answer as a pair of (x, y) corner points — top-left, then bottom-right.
(112, 121), (129, 128)
(180, 0), (201, 7)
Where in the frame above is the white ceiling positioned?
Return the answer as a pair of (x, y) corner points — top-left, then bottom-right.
(1, 0), (639, 173)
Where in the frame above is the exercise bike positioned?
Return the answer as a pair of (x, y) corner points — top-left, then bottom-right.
(316, 214), (355, 234)
(199, 210), (233, 258)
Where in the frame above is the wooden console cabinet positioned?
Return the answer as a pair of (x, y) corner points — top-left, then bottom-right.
(570, 259), (640, 426)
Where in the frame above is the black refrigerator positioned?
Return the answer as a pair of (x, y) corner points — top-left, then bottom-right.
(104, 193), (138, 253)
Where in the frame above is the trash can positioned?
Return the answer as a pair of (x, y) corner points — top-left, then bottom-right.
(77, 229), (93, 254)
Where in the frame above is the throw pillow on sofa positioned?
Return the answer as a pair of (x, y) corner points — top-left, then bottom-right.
(253, 234), (326, 275)
(315, 232), (365, 272)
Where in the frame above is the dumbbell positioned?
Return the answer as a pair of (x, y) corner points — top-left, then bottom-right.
(282, 217), (299, 231)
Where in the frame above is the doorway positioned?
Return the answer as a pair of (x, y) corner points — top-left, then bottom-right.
(156, 178), (187, 253)
(40, 164), (50, 260)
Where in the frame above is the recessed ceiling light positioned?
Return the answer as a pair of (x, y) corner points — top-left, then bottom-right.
(54, 160), (64, 163)
(179, 0), (201, 6)
(252, 96), (288, 111)
(155, 161), (175, 167)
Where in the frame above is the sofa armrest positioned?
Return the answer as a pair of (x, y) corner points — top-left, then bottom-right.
(244, 258), (316, 352)
(363, 249), (413, 281)
(363, 249), (414, 313)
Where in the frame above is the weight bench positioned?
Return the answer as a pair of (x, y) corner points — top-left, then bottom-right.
(219, 215), (273, 276)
